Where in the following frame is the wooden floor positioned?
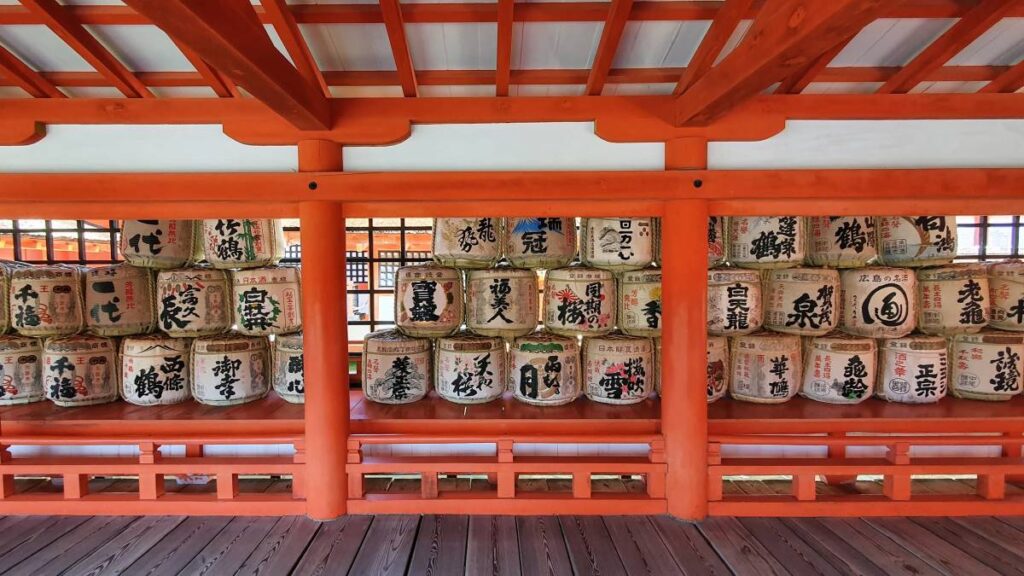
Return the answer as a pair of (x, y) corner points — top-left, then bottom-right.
(2, 479), (1024, 575)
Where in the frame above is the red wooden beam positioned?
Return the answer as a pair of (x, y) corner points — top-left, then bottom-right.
(379, 0), (418, 97)
(775, 34), (856, 94)
(674, 0), (888, 125)
(674, 0), (754, 95)
(261, 0), (330, 97)
(878, 0), (1019, 94)
(123, 0), (330, 130)
(167, 37), (235, 98)
(495, 0), (514, 96)
(982, 59), (1024, 93)
(585, 0), (634, 96)
(20, 0), (152, 98)
(0, 43), (64, 98)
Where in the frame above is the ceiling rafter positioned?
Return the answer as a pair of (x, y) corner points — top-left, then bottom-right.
(0, 42), (65, 98)
(495, 0), (514, 97)
(261, 0), (330, 98)
(981, 60), (1024, 93)
(123, 0), (330, 130)
(775, 34), (857, 94)
(674, 0), (754, 95)
(878, 0), (1020, 94)
(20, 0), (152, 98)
(379, 0), (418, 97)
(585, 0), (635, 96)
(167, 36), (235, 98)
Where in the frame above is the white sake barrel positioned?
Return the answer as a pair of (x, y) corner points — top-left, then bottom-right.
(763, 267), (840, 336)
(432, 217), (503, 269)
(156, 268), (231, 337)
(800, 334), (877, 404)
(43, 335), (118, 407)
(807, 216), (877, 268)
(465, 267), (538, 339)
(362, 329), (432, 404)
(10, 265), (85, 337)
(989, 261), (1024, 331)
(878, 216), (957, 267)
(580, 218), (654, 272)
(120, 219), (202, 269)
(917, 264), (989, 336)
(0, 261), (26, 335)
(0, 336), (43, 405)
(730, 332), (802, 404)
(707, 268), (762, 336)
(707, 335), (728, 403)
(876, 336), (948, 404)
(191, 335), (270, 406)
(619, 268), (662, 337)
(950, 331), (1024, 401)
(435, 333), (506, 404)
(582, 333), (653, 405)
(85, 264), (157, 336)
(543, 267), (615, 337)
(231, 266), (302, 336)
(202, 218), (285, 269)
(510, 331), (580, 406)
(504, 217), (577, 269)
(708, 217), (726, 268)
(728, 217), (805, 269)
(274, 332), (304, 404)
(121, 335), (191, 406)
(840, 267), (917, 338)
(395, 264), (464, 338)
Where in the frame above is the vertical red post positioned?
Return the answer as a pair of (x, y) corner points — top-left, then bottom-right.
(299, 139), (349, 520)
(662, 137), (709, 520)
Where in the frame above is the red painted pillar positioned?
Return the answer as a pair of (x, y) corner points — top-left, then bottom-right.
(662, 137), (709, 520)
(298, 140), (349, 520)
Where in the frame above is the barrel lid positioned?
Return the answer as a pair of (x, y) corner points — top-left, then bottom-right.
(438, 333), (504, 352)
(157, 266), (228, 282)
(917, 263), (988, 281)
(953, 329), (1024, 346)
(13, 264), (82, 280)
(766, 267), (840, 283)
(708, 267), (760, 284)
(583, 332), (652, 351)
(733, 330), (801, 346)
(880, 335), (947, 351)
(707, 335), (728, 349)
(193, 334), (269, 353)
(276, 332), (303, 350)
(0, 334), (41, 351)
(621, 267), (662, 284)
(395, 263), (461, 279)
(467, 265), (535, 280)
(989, 260), (1024, 279)
(513, 330), (578, 350)
(87, 262), (151, 279)
(364, 329), (431, 353)
(122, 334), (190, 354)
(809, 332), (876, 353)
(546, 266), (614, 281)
(231, 264), (301, 282)
(44, 334), (116, 352)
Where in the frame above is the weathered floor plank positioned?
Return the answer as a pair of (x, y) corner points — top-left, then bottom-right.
(177, 516), (279, 576)
(407, 515), (469, 576)
(558, 515), (626, 576)
(865, 517), (1003, 576)
(291, 516), (372, 576)
(739, 517), (845, 576)
(698, 517), (789, 576)
(517, 516), (573, 576)
(0, 516), (90, 574)
(348, 515), (419, 576)
(121, 516), (233, 576)
(61, 516), (186, 576)
(650, 516), (732, 576)
(236, 516), (321, 576)
(604, 515), (685, 575)
(4, 516), (140, 576)
(466, 516), (521, 576)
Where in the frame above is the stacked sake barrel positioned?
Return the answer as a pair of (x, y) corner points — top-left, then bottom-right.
(708, 215), (1024, 405)
(364, 217), (660, 407)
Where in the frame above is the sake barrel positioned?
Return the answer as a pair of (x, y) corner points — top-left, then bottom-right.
(543, 267), (615, 337)
(362, 329), (431, 404)
(120, 219), (202, 269)
(728, 217), (805, 269)
(840, 267), (917, 338)
(395, 264), (463, 338)
(10, 265), (85, 338)
(800, 334), (877, 404)
(707, 335), (729, 403)
(0, 260), (24, 335)
(121, 335), (190, 406)
(85, 264), (157, 336)
(807, 216), (877, 268)
(504, 217), (577, 269)
(878, 216), (957, 267)
(43, 335), (118, 407)
(580, 218), (654, 272)
(435, 333), (505, 404)
(432, 217), (502, 269)
(653, 218), (662, 265)
(917, 264), (989, 336)
(155, 268), (231, 337)
(708, 217), (726, 268)
(0, 336), (43, 405)
(231, 266), (302, 336)
(274, 332), (304, 404)
(950, 331), (1024, 401)
(465, 266), (538, 339)
(876, 336), (948, 404)
(202, 218), (285, 269)
(582, 333), (653, 405)
(191, 335), (270, 406)
(707, 268), (762, 336)
(989, 261), (1024, 331)
(510, 331), (580, 406)
(763, 267), (840, 336)
(730, 332), (801, 404)
(619, 268), (662, 337)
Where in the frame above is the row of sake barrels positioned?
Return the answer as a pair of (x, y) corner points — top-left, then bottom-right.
(0, 332), (304, 407)
(708, 262), (1024, 339)
(706, 216), (958, 270)
(706, 329), (1024, 404)
(1, 263), (302, 338)
(362, 329), (655, 406)
(433, 217), (656, 272)
(395, 264), (661, 339)
(119, 219), (285, 270)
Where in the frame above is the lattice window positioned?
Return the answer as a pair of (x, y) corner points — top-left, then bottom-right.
(0, 219), (121, 265)
(955, 216), (1024, 261)
(346, 250), (368, 284)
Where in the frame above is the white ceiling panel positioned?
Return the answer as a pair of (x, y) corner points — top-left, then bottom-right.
(947, 17), (1024, 66)
(0, 25), (92, 71)
(61, 87), (125, 98)
(419, 85), (497, 97)
(612, 21), (710, 68)
(150, 87), (220, 98)
(604, 83), (674, 95)
(84, 25), (194, 72)
(832, 18), (956, 67)
(511, 84), (585, 96)
(802, 82), (885, 94)
(714, 19), (752, 64)
(329, 85), (405, 98)
(263, 24), (295, 65)
(59, 0), (125, 4)
(0, 86), (31, 98)
(300, 23), (396, 71)
(513, 22), (603, 70)
(911, 80), (989, 93)
(407, 23), (496, 70)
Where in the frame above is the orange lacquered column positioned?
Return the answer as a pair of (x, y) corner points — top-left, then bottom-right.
(299, 140), (348, 520)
